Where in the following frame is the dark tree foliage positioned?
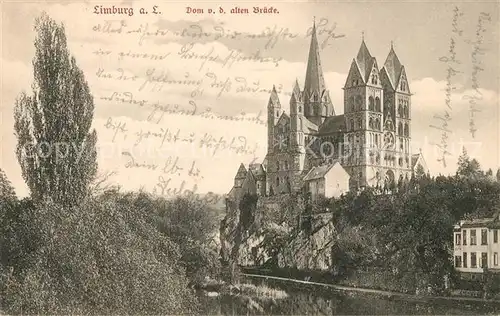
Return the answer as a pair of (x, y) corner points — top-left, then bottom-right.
(325, 160), (500, 292)
(14, 13), (97, 206)
(0, 169), (16, 200)
(1, 195), (197, 315)
(239, 193), (258, 231)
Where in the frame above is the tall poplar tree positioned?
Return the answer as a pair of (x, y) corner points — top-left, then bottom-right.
(14, 13), (97, 205)
(0, 168), (16, 200)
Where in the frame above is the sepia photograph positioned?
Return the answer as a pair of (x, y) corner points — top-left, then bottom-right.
(0, 0), (499, 314)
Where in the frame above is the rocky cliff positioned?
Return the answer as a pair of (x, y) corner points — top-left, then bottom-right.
(220, 193), (336, 272)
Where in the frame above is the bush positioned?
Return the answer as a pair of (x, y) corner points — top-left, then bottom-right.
(0, 196), (196, 315)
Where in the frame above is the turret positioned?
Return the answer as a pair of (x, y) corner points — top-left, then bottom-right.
(267, 85), (281, 154)
(290, 79), (305, 150)
(234, 163), (247, 188)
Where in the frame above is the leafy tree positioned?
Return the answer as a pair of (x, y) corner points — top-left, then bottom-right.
(13, 13), (97, 206)
(239, 193), (258, 231)
(486, 168), (493, 177)
(415, 164), (426, 179)
(1, 196), (196, 315)
(151, 196), (222, 286)
(0, 169), (16, 200)
(456, 147), (482, 180)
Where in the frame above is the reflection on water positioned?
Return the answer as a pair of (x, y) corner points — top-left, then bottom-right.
(199, 277), (500, 315)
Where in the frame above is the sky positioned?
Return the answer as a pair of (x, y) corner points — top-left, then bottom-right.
(1, 0), (499, 198)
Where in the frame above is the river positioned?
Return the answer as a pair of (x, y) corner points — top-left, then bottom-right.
(199, 276), (500, 315)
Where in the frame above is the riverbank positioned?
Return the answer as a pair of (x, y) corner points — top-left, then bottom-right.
(242, 273), (500, 305)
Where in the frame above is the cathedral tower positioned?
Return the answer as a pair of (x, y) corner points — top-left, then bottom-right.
(267, 85), (281, 155)
(303, 20), (335, 126)
(289, 79), (306, 191)
(343, 38), (384, 189)
(380, 43), (412, 188)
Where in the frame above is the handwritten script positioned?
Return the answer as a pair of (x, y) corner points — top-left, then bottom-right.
(431, 6), (463, 168)
(463, 12), (491, 138)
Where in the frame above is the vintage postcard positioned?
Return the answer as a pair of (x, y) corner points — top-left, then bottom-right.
(1, 0), (499, 315)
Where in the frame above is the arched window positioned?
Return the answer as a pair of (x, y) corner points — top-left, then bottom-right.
(357, 118), (362, 129)
(404, 123), (409, 137)
(277, 161), (280, 171)
(375, 97), (381, 112)
(276, 110), (279, 117)
(369, 96), (375, 111)
(398, 104), (402, 117)
(398, 122), (403, 136)
(404, 104), (409, 118)
(299, 117), (303, 130)
(356, 96), (363, 111)
(369, 118), (374, 129)
(298, 105), (302, 113)
(350, 119), (355, 131)
(276, 176), (279, 186)
(324, 104), (328, 115)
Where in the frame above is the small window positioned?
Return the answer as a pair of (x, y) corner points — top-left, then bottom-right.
(481, 252), (488, 268)
(455, 256), (462, 268)
(463, 252), (468, 268)
(463, 230), (467, 245)
(298, 106), (302, 113)
(375, 97), (381, 112)
(494, 253), (498, 266)
(471, 229), (477, 245)
(455, 233), (461, 245)
(494, 229), (498, 243)
(481, 229), (488, 245)
(471, 252), (477, 268)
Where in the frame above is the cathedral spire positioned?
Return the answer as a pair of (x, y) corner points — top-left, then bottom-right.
(303, 18), (326, 97)
(355, 37), (373, 83)
(383, 43), (403, 89)
(268, 84), (281, 106)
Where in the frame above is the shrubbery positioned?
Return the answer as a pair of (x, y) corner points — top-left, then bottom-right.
(0, 193), (200, 315)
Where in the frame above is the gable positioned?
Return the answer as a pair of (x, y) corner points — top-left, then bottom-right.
(379, 67), (394, 91)
(327, 162), (350, 178)
(396, 67), (410, 94)
(412, 153), (428, 173)
(367, 59), (380, 84)
(344, 59), (365, 88)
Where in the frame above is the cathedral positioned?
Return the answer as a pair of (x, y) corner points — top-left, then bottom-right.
(227, 21), (427, 203)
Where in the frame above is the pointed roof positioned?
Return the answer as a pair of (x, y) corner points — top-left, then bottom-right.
(383, 45), (403, 89)
(292, 79), (301, 97)
(411, 151), (428, 173)
(318, 115), (346, 135)
(303, 161), (346, 181)
(249, 163), (266, 180)
(303, 20), (326, 95)
(355, 39), (374, 83)
(235, 163), (247, 180)
(268, 85), (281, 106)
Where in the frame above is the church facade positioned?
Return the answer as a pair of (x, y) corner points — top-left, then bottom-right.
(227, 21), (426, 203)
